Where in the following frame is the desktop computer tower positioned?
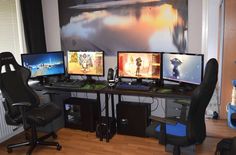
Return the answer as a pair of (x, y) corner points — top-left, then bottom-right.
(64, 97), (99, 132)
(116, 102), (151, 137)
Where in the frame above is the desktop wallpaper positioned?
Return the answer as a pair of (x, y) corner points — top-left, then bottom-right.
(22, 53), (65, 78)
(118, 52), (161, 79)
(67, 51), (104, 75)
(162, 54), (203, 84)
(58, 0), (188, 55)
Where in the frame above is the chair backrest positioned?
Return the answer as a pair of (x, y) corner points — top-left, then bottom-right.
(187, 58), (218, 143)
(0, 52), (40, 125)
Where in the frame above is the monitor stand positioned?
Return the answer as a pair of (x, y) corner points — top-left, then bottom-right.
(154, 79), (164, 87)
(131, 79), (148, 86)
(177, 82), (196, 92)
(38, 77), (49, 85)
(83, 75), (96, 84)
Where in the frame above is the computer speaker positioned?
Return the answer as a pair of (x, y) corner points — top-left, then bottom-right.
(107, 68), (115, 87)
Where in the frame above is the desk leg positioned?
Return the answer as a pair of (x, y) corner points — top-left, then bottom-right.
(97, 93), (103, 141)
(105, 93), (109, 142)
(118, 94), (121, 102)
(111, 94), (115, 118)
(159, 123), (166, 145)
(97, 93), (101, 117)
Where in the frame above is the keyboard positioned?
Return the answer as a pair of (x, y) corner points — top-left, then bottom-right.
(51, 80), (83, 88)
(115, 82), (151, 91)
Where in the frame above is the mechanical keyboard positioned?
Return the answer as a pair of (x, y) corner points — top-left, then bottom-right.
(115, 82), (151, 91)
(51, 80), (83, 88)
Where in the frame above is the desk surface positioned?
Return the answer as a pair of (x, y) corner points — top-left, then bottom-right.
(100, 85), (193, 99)
(33, 81), (193, 99)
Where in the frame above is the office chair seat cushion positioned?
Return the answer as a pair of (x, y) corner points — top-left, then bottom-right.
(155, 122), (186, 137)
(26, 103), (61, 126)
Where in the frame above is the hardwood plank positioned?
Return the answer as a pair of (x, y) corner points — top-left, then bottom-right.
(0, 119), (233, 155)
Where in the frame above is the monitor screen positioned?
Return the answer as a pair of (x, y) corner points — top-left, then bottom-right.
(21, 51), (65, 78)
(162, 53), (204, 85)
(67, 50), (104, 76)
(118, 51), (162, 79)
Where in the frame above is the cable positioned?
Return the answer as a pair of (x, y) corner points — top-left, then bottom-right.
(160, 100), (165, 112)
(85, 92), (88, 98)
(151, 98), (159, 112)
(101, 94), (111, 112)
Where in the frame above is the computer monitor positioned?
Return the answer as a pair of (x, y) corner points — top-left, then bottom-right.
(67, 50), (104, 81)
(162, 52), (204, 85)
(117, 51), (162, 81)
(21, 51), (65, 78)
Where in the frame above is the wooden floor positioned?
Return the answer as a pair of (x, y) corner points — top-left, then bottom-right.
(0, 119), (235, 155)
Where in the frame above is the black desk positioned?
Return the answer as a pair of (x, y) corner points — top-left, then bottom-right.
(99, 85), (193, 142)
(31, 81), (107, 135)
(32, 82), (193, 142)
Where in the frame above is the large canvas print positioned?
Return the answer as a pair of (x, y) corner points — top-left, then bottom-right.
(58, 0), (188, 55)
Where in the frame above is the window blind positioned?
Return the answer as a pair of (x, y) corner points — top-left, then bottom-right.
(0, 0), (22, 63)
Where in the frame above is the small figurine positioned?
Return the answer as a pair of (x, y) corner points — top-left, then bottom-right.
(136, 57), (142, 76)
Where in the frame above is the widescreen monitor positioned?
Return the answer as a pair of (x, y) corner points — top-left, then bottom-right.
(21, 51), (65, 78)
(162, 53), (204, 85)
(117, 51), (162, 79)
(67, 50), (104, 76)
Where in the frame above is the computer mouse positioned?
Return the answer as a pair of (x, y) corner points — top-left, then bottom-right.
(152, 87), (158, 91)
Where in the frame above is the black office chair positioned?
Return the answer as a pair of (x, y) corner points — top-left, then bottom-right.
(0, 52), (62, 155)
(150, 58), (218, 155)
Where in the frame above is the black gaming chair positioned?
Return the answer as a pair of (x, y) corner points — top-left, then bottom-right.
(151, 58), (218, 155)
(0, 52), (62, 155)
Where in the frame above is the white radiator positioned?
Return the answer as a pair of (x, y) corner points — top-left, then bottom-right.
(0, 94), (23, 143)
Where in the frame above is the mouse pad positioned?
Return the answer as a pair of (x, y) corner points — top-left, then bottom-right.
(80, 84), (106, 90)
(157, 88), (172, 93)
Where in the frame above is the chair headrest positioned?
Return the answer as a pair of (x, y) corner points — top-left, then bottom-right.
(0, 52), (18, 66)
(202, 58), (218, 85)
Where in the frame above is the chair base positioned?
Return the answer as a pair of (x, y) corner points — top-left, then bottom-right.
(7, 132), (61, 155)
(165, 144), (196, 155)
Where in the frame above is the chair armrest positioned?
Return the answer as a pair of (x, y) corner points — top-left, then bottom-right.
(150, 115), (177, 125)
(43, 91), (60, 95)
(12, 102), (31, 107)
(11, 102), (31, 129)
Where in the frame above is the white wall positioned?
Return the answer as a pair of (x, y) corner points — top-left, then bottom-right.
(188, 0), (203, 53)
(41, 0), (61, 51)
(207, 0), (221, 60)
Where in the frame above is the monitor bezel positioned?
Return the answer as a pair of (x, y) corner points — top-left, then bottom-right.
(162, 52), (204, 85)
(117, 51), (163, 80)
(66, 50), (105, 77)
(21, 51), (66, 78)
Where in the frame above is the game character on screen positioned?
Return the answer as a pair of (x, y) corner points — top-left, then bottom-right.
(79, 53), (93, 73)
(170, 58), (182, 79)
(70, 52), (78, 63)
(136, 57), (142, 76)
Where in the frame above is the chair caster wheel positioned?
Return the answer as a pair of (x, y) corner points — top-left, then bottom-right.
(56, 144), (62, 151)
(7, 148), (12, 153)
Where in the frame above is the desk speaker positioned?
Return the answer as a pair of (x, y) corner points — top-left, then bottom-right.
(116, 102), (151, 137)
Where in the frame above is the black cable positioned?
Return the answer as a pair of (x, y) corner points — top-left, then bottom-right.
(101, 94), (111, 113)
(151, 98), (159, 112)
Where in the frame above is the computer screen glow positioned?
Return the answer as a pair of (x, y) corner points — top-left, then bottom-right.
(21, 51), (65, 78)
(118, 51), (161, 79)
